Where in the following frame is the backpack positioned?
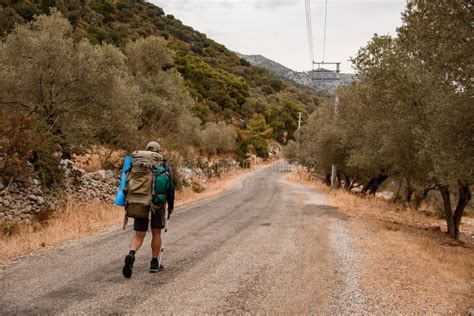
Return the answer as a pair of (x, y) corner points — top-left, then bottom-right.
(153, 165), (170, 204)
(125, 150), (168, 219)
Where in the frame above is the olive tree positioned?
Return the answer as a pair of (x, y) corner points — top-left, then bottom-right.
(0, 10), (140, 155)
(397, 0), (473, 239)
(125, 36), (200, 151)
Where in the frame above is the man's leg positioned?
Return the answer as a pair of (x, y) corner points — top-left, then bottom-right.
(123, 218), (148, 278)
(151, 228), (162, 257)
(130, 231), (147, 252)
(150, 205), (166, 273)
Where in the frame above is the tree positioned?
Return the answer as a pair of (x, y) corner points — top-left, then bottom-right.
(0, 9), (140, 156)
(199, 122), (237, 157)
(397, 0), (473, 239)
(125, 36), (200, 151)
(242, 114), (272, 158)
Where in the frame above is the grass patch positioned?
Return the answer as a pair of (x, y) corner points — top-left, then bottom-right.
(0, 199), (123, 261)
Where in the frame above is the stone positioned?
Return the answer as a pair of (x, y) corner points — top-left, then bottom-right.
(5, 214), (12, 221)
(28, 195), (38, 201)
(36, 196), (45, 205)
(3, 200), (10, 208)
(105, 170), (115, 179)
(33, 179), (40, 186)
(23, 205), (33, 213)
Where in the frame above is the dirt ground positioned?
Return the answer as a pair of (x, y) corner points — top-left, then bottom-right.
(288, 172), (474, 314)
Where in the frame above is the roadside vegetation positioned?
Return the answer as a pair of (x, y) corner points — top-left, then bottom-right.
(286, 1), (473, 239)
(0, 1), (319, 192)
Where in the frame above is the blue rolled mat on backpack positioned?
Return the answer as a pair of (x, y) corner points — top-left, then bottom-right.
(114, 155), (132, 206)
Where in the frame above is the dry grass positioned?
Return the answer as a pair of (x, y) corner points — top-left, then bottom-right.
(73, 146), (126, 172)
(289, 169), (474, 238)
(288, 170), (474, 314)
(0, 199), (123, 261)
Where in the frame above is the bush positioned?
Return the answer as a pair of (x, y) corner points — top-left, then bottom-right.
(199, 122), (237, 157)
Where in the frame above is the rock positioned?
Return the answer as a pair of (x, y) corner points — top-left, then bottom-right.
(28, 195), (38, 202)
(36, 196), (45, 205)
(23, 205), (33, 213)
(33, 179), (40, 186)
(3, 200), (10, 208)
(0, 212), (4, 219)
(5, 214), (12, 221)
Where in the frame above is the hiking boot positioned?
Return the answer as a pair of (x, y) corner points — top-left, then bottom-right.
(122, 253), (135, 278)
(149, 259), (160, 273)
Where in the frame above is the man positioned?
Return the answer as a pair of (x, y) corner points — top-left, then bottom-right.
(122, 141), (175, 278)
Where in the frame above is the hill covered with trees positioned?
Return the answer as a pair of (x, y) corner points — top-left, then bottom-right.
(0, 0), (320, 187)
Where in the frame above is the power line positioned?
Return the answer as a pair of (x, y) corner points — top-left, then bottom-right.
(322, 0), (328, 62)
(304, 0), (314, 68)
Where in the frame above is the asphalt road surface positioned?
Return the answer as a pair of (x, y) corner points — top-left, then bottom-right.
(1, 162), (365, 314)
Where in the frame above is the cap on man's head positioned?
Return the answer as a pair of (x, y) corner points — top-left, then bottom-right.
(146, 141), (161, 153)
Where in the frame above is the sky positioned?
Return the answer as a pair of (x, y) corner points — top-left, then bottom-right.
(150, 0), (407, 73)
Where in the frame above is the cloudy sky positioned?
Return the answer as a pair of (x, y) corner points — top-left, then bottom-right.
(150, 0), (407, 73)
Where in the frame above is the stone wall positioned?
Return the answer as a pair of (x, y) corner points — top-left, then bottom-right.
(0, 157), (244, 225)
(0, 159), (119, 225)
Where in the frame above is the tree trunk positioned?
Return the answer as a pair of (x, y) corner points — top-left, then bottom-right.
(361, 179), (374, 194)
(453, 183), (472, 239)
(324, 173), (331, 186)
(438, 185), (456, 238)
(402, 177), (414, 202)
(363, 172), (388, 195)
(343, 174), (351, 191)
(438, 183), (471, 240)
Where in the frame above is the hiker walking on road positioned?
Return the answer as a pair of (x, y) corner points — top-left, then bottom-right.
(122, 141), (175, 278)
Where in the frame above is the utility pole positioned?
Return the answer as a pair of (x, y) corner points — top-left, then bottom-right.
(331, 95), (339, 189)
(296, 112), (303, 167)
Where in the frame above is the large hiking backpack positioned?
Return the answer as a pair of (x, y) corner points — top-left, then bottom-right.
(125, 150), (168, 219)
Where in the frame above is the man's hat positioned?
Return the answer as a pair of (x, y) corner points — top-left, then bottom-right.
(146, 141), (161, 153)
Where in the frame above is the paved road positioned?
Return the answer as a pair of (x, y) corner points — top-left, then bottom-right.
(0, 162), (364, 314)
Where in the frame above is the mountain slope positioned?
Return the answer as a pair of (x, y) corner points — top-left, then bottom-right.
(237, 53), (354, 95)
(0, 0), (321, 149)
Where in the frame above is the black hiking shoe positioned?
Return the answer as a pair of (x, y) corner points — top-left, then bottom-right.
(122, 254), (135, 278)
(149, 259), (160, 273)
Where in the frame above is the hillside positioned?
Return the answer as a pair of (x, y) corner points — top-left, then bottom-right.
(236, 53), (354, 95)
(0, 0), (320, 129)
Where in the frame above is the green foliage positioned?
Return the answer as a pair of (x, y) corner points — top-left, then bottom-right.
(176, 55), (250, 120)
(293, 0), (473, 238)
(199, 122), (237, 156)
(0, 10), (140, 156)
(0, 0), (319, 151)
(241, 114), (273, 158)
